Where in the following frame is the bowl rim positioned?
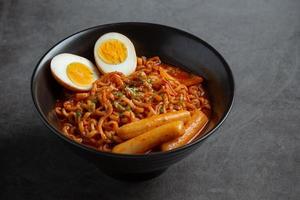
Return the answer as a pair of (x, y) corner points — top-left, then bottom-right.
(31, 22), (235, 158)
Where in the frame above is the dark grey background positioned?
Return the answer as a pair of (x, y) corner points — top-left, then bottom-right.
(0, 0), (299, 199)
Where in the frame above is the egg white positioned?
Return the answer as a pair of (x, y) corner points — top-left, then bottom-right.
(94, 32), (137, 76)
(50, 53), (100, 91)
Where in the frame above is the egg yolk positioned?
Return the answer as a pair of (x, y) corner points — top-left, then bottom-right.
(66, 62), (93, 86)
(98, 39), (127, 64)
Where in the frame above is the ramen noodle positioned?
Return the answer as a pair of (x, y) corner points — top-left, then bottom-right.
(54, 56), (211, 153)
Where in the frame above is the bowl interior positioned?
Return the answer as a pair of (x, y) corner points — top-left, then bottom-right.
(32, 23), (234, 155)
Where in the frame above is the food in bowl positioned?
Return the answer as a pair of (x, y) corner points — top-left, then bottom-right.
(94, 32), (137, 76)
(51, 53), (100, 91)
(52, 32), (211, 154)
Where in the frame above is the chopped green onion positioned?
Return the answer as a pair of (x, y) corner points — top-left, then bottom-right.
(125, 86), (139, 96)
(115, 91), (124, 98)
(147, 78), (153, 84)
(114, 102), (126, 111)
(91, 98), (98, 104)
(160, 106), (164, 113)
(125, 105), (132, 111)
(76, 111), (81, 118)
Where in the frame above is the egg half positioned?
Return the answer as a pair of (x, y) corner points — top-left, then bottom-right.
(94, 32), (137, 76)
(51, 53), (100, 91)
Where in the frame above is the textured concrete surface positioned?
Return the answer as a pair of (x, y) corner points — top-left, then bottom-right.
(0, 0), (299, 199)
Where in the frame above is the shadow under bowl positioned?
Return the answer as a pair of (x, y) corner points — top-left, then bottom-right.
(31, 22), (234, 181)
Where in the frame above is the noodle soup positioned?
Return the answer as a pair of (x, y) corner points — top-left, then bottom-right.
(54, 56), (211, 154)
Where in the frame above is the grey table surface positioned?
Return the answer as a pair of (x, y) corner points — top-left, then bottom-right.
(0, 0), (299, 199)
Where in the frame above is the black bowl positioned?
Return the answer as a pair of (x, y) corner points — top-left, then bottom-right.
(31, 22), (234, 181)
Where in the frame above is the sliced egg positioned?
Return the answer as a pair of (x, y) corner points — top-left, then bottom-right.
(94, 32), (137, 76)
(51, 53), (100, 91)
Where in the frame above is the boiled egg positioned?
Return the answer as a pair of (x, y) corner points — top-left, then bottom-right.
(51, 53), (100, 91)
(94, 32), (137, 76)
